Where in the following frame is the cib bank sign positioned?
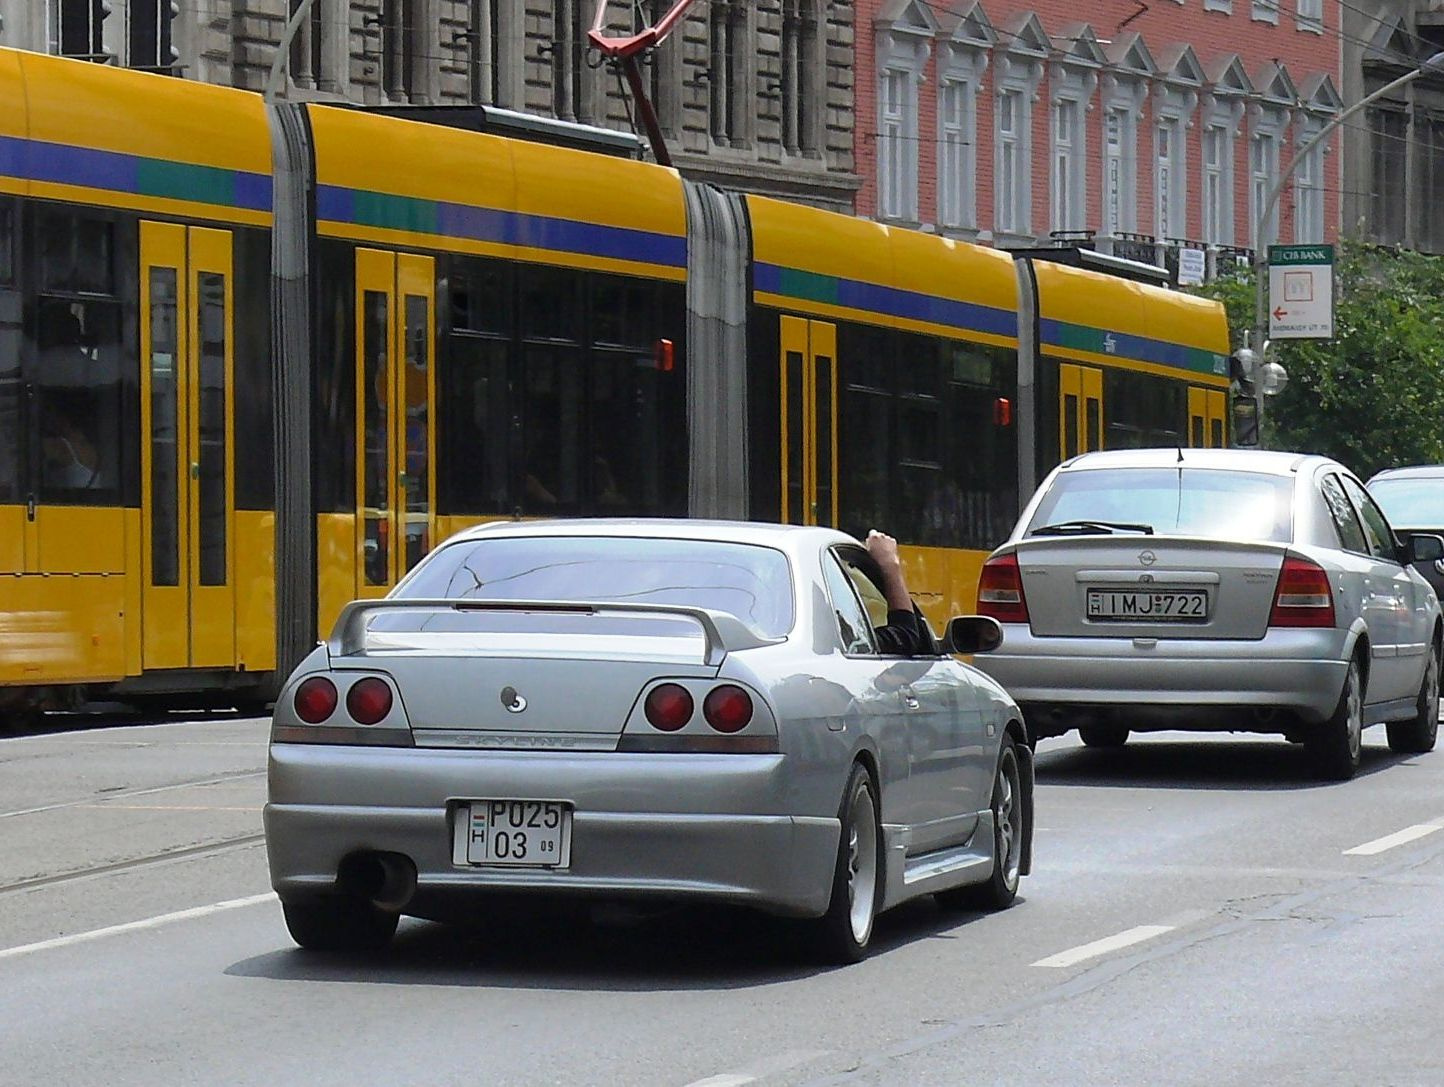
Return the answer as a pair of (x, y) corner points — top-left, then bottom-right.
(1268, 244), (1334, 340)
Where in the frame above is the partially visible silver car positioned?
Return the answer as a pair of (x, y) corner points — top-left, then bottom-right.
(265, 520), (1032, 962)
(971, 449), (1444, 780)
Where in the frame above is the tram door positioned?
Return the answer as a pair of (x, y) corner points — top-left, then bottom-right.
(1059, 363), (1103, 459)
(779, 316), (838, 526)
(1188, 387), (1228, 448)
(354, 249), (436, 598)
(140, 222), (236, 670)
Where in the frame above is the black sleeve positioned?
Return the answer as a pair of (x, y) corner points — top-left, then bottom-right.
(873, 608), (924, 657)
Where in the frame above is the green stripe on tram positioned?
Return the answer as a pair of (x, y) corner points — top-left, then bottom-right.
(135, 160), (238, 207)
(350, 191), (440, 235)
(775, 267), (841, 306)
(1050, 321), (1226, 376)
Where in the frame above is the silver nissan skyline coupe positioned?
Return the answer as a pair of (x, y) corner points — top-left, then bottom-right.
(971, 448), (1444, 780)
(264, 520), (1032, 963)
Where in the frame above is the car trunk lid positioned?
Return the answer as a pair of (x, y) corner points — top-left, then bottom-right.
(1014, 536), (1289, 640)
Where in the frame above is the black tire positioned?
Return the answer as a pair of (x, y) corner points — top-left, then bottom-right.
(281, 895), (399, 952)
(812, 762), (882, 964)
(1078, 723), (1130, 748)
(1387, 644), (1440, 754)
(936, 737), (1024, 912)
(1308, 657), (1363, 781)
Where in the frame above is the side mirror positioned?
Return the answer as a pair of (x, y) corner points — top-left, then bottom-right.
(944, 615), (1003, 655)
(1409, 533), (1444, 564)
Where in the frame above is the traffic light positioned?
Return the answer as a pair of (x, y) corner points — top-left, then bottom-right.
(129, 0), (180, 71)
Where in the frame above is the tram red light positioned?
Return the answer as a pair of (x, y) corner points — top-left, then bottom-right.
(294, 677), (338, 724)
(653, 339), (675, 372)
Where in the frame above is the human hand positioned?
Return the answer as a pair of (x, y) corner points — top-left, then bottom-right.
(865, 529), (901, 570)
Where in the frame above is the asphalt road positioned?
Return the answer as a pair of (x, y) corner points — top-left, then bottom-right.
(4, 715), (1444, 1086)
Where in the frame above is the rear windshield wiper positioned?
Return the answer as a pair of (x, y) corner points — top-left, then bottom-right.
(1030, 520), (1155, 537)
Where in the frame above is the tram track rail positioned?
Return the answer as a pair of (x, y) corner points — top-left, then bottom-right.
(0, 833), (268, 898)
(0, 769), (267, 821)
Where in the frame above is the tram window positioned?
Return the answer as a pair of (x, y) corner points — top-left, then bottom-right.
(838, 384), (892, 533)
(896, 334), (942, 398)
(592, 275), (655, 349)
(314, 240), (356, 512)
(233, 229), (273, 511)
(0, 202), (14, 285)
(450, 259), (511, 336)
(1105, 370), (1184, 447)
(35, 297), (122, 504)
(591, 348), (668, 513)
(441, 334), (511, 515)
(521, 344), (582, 512)
(38, 209), (115, 296)
(519, 265), (581, 343)
(0, 288), (19, 503)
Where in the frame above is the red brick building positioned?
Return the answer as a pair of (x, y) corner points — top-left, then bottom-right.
(854, 0), (1341, 271)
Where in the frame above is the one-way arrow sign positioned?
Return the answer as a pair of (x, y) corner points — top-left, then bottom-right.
(1272, 306), (1287, 320)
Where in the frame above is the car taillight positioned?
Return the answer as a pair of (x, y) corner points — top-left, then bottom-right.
(1270, 555), (1336, 628)
(703, 685), (753, 733)
(346, 677), (394, 725)
(978, 553), (1029, 623)
(644, 683), (694, 731)
(294, 677), (338, 724)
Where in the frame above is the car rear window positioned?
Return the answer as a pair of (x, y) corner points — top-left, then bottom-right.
(1026, 468), (1294, 542)
(395, 536), (795, 638)
(1368, 477), (1444, 528)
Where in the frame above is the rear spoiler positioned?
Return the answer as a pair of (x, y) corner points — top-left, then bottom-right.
(327, 598), (783, 666)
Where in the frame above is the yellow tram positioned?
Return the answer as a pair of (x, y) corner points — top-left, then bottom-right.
(0, 49), (1230, 714)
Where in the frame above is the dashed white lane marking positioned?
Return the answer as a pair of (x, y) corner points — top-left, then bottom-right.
(1343, 823), (1442, 856)
(1031, 924), (1176, 969)
(682, 1078), (754, 1087)
(0, 892), (276, 962)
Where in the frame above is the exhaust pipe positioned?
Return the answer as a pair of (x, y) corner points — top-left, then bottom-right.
(338, 851), (417, 912)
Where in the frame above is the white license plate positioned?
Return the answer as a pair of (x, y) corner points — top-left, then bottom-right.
(1087, 589), (1208, 621)
(453, 800), (572, 868)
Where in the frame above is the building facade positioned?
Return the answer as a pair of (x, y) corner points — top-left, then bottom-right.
(6, 1), (862, 211)
(1341, 3), (1444, 253)
(855, 0), (1342, 272)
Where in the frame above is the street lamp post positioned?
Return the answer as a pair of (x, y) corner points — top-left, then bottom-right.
(1248, 50), (1444, 446)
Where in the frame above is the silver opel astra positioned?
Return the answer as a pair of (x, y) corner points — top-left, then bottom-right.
(972, 449), (1444, 780)
(265, 520), (1031, 962)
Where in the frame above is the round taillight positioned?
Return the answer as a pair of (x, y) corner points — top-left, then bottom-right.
(294, 676), (338, 724)
(703, 685), (753, 733)
(644, 683), (694, 731)
(346, 677), (394, 725)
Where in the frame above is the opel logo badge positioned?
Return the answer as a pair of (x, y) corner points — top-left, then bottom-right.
(500, 686), (527, 714)
(1138, 550), (1157, 567)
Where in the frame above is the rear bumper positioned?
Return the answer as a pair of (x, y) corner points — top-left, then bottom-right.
(975, 626), (1350, 727)
(264, 743), (839, 918)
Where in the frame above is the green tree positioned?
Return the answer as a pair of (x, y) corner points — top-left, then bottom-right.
(1194, 242), (1444, 479)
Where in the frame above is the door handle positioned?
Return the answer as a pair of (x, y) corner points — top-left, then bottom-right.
(190, 462), (199, 480)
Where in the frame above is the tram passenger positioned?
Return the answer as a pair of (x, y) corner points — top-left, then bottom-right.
(864, 529), (929, 657)
(41, 405), (99, 489)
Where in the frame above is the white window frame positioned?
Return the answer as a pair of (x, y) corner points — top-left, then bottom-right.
(1101, 88), (1142, 237)
(1156, 115), (1183, 239)
(1051, 96), (1087, 231)
(1252, 0), (1280, 24)
(1201, 123), (1234, 245)
(938, 41), (987, 233)
(876, 24), (931, 224)
(992, 53), (1042, 242)
(1293, 119), (1326, 242)
(1250, 113), (1286, 248)
(1199, 90), (1245, 247)
(1296, 0), (1323, 33)
(1204, 0), (1232, 10)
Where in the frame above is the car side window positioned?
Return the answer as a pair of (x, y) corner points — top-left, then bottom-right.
(1321, 474), (1369, 554)
(822, 553), (877, 655)
(1341, 475), (1398, 562)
